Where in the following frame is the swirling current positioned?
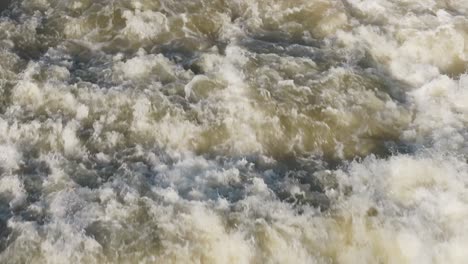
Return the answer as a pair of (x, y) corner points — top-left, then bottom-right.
(0, 0), (468, 263)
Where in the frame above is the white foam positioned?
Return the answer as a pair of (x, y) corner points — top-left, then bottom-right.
(0, 144), (21, 171)
(122, 10), (168, 40)
(0, 175), (26, 208)
(1, 0), (468, 263)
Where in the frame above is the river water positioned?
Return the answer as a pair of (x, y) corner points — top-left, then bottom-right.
(0, 0), (468, 263)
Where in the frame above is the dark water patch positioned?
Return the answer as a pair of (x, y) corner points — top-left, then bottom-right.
(240, 36), (340, 71)
(19, 159), (49, 204)
(0, 81), (14, 115)
(153, 39), (207, 74)
(0, 0), (11, 14)
(66, 44), (114, 88)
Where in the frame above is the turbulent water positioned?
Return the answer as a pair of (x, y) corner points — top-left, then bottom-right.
(0, 0), (468, 263)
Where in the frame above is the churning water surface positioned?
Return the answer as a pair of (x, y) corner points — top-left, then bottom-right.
(0, 0), (468, 263)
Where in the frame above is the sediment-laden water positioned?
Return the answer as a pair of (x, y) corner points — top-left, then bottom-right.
(0, 0), (468, 263)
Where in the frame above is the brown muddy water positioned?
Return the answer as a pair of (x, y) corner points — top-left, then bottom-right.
(0, 0), (468, 263)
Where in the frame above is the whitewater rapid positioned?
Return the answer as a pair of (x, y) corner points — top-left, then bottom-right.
(0, 0), (468, 263)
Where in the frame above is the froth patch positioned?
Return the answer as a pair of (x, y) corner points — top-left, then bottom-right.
(329, 153), (468, 263)
(0, 175), (26, 208)
(0, 144), (21, 171)
(113, 51), (176, 82)
(122, 10), (168, 40)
